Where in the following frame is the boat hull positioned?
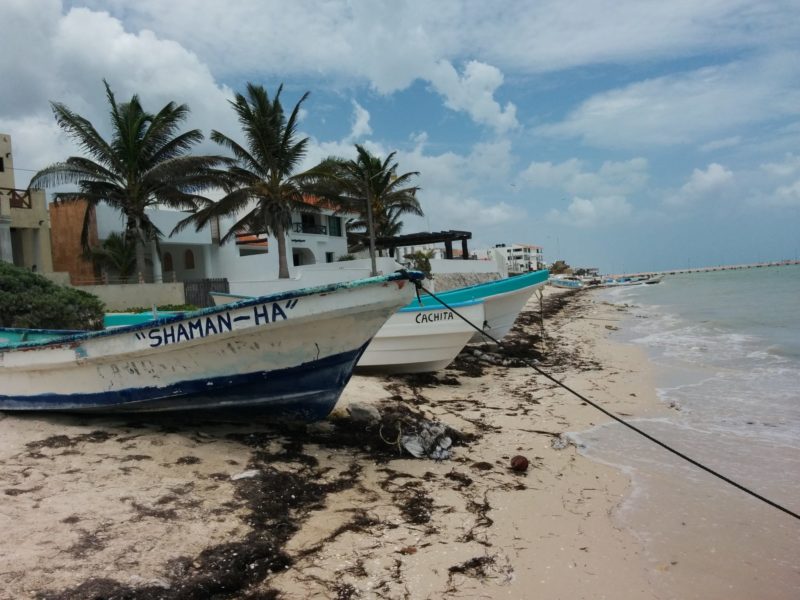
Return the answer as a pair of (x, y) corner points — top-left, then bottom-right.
(0, 274), (416, 419)
(357, 301), (484, 373)
(467, 285), (541, 343)
(549, 278), (583, 289)
(412, 270), (549, 343)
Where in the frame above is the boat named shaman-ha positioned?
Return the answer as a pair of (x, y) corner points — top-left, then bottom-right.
(0, 271), (420, 419)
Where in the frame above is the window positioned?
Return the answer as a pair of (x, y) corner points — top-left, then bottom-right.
(163, 252), (174, 272)
(0, 157), (4, 172)
(328, 215), (342, 236)
(184, 249), (195, 270)
(326, 252), (335, 263)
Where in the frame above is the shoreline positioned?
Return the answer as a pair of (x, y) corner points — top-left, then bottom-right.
(581, 285), (800, 600)
(1, 288), (671, 599)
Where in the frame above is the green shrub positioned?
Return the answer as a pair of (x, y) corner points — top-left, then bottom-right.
(404, 250), (435, 279)
(0, 262), (105, 330)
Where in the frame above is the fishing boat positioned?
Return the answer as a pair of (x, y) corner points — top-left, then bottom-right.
(0, 271), (419, 419)
(414, 269), (549, 343)
(599, 276), (645, 287)
(213, 290), (485, 374)
(357, 300), (484, 373)
(549, 275), (583, 289)
(644, 274), (664, 284)
(214, 268), (548, 363)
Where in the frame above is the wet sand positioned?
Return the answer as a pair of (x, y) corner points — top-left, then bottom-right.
(1, 289), (674, 599)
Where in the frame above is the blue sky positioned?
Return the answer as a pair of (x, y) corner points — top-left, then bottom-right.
(2, 0), (799, 272)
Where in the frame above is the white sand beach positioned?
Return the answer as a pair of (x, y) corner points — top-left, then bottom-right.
(2, 288), (770, 599)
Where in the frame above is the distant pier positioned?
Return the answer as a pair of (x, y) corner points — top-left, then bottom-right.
(611, 259), (800, 278)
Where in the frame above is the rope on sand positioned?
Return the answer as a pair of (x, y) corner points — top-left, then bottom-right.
(416, 283), (800, 523)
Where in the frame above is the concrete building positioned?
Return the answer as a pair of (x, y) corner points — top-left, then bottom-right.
(0, 134), (54, 272)
(474, 243), (544, 274)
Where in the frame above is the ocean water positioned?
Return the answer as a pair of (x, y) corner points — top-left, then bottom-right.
(574, 265), (800, 599)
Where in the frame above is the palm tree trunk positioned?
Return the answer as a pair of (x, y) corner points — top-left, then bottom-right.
(134, 218), (147, 280)
(276, 223), (290, 279)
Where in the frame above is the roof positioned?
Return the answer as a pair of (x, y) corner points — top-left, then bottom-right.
(367, 230), (472, 249)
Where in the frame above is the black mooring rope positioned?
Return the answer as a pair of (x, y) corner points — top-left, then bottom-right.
(417, 284), (800, 522)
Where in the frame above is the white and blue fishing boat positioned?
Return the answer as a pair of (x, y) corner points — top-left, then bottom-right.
(415, 269), (549, 342)
(0, 271), (419, 419)
(356, 299), (484, 373)
(213, 291), (485, 374)
(549, 275), (583, 290)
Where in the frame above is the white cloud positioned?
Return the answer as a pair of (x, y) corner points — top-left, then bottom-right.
(700, 136), (741, 152)
(666, 163), (734, 205)
(519, 157), (648, 196)
(434, 196), (517, 228)
(80, 1), (798, 81)
(427, 60), (518, 133)
(537, 53), (800, 149)
(0, 3), (238, 187)
(760, 153), (800, 177)
(345, 101), (372, 141)
(772, 180), (800, 207)
(548, 196), (633, 227)
(683, 163), (734, 193)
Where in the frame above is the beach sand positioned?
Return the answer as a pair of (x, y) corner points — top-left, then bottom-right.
(0, 289), (679, 599)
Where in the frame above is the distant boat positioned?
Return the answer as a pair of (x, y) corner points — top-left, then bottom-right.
(600, 276), (644, 287)
(600, 274), (664, 287)
(0, 271), (419, 419)
(644, 275), (664, 284)
(549, 275), (583, 289)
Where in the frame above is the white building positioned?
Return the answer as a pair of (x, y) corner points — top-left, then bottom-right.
(474, 243), (544, 274)
(52, 205), (508, 305)
(87, 204), (351, 287)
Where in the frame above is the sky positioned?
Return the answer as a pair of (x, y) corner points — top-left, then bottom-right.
(1, 0), (799, 273)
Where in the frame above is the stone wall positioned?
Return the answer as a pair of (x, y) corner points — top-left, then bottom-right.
(78, 282), (186, 311)
(429, 271), (502, 292)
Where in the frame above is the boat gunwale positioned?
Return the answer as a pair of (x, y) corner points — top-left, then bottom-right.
(0, 270), (419, 351)
(397, 298), (483, 313)
(413, 269), (549, 305)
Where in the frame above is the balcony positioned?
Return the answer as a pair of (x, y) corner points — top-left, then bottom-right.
(0, 187), (32, 209)
(292, 222), (327, 235)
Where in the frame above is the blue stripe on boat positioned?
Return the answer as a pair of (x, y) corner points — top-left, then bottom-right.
(0, 345), (367, 420)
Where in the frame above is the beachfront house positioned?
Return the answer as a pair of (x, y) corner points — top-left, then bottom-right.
(474, 243), (545, 274)
(0, 134), (54, 274)
(48, 200), (351, 304)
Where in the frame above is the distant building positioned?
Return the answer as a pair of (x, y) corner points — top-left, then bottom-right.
(0, 134), (54, 272)
(474, 243), (544, 274)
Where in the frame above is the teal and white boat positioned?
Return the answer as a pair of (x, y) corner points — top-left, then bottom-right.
(414, 269), (549, 342)
(549, 275), (583, 290)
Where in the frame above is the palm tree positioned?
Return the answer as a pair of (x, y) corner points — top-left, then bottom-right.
(308, 145), (422, 272)
(91, 232), (136, 282)
(175, 83), (316, 279)
(31, 81), (222, 278)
